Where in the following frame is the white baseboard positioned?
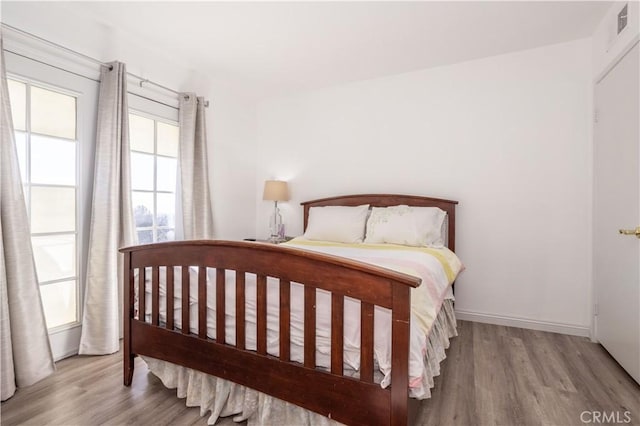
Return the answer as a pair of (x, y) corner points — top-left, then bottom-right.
(455, 309), (591, 337)
(53, 348), (79, 362)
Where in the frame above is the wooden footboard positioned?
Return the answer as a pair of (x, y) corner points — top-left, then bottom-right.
(121, 240), (421, 426)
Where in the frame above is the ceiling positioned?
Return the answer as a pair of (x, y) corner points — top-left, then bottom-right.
(5, 1), (611, 99)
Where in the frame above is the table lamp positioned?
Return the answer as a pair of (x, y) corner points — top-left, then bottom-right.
(263, 180), (289, 242)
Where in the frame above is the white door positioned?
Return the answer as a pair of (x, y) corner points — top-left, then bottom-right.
(594, 42), (640, 384)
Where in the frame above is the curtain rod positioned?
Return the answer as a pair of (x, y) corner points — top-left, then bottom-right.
(1, 22), (209, 107)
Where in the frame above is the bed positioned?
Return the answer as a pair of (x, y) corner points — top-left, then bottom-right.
(121, 194), (461, 425)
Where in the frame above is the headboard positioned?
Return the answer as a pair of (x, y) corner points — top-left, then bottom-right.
(300, 194), (458, 252)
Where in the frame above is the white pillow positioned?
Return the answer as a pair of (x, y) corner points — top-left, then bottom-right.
(304, 205), (370, 243)
(364, 205), (446, 247)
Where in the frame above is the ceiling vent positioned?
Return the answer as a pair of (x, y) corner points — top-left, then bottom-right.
(617, 3), (628, 34)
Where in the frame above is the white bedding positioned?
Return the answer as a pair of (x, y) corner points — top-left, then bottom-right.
(139, 239), (462, 396)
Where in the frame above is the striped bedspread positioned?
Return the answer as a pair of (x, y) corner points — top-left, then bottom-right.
(283, 238), (463, 390)
(284, 238), (462, 336)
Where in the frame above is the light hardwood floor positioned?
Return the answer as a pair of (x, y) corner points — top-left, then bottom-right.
(2, 320), (638, 426)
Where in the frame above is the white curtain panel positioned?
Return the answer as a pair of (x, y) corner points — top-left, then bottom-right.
(79, 61), (136, 355)
(179, 93), (214, 240)
(1, 36), (55, 401)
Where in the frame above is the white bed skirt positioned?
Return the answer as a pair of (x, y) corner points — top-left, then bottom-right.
(143, 299), (458, 425)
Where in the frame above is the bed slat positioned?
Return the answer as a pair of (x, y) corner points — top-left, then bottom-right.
(182, 266), (189, 335)
(279, 280), (291, 362)
(304, 286), (316, 368)
(199, 267), (207, 339)
(331, 293), (344, 375)
(256, 275), (267, 355)
(236, 272), (246, 350)
(360, 302), (374, 383)
(123, 252), (134, 385)
(166, 266), (174, 330)
(151, 267), (160, 326)
(216, 269), (225, 343)
(138, 267), (146, 322)
(390, 286), (411, 426)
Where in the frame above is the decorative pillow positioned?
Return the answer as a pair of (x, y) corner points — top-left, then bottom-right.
(304, 205), (370, 243)
(364, 205), (446, 247)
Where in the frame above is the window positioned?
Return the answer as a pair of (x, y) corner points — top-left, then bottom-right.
(6, 48), (99, 359)
(129, 112), (179, 243)
(7, 78), (79, 330)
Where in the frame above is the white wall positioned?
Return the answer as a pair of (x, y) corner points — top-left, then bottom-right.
(207, 88), (257, 239)
(1, 2), (258, 239)
(256, 38), (594, 335)
(3, 2), (598, 334)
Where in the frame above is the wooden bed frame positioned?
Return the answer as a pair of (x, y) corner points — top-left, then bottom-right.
(121, 194), (458, 426)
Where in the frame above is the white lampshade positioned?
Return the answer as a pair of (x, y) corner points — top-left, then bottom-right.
(263, 180), (289, 202)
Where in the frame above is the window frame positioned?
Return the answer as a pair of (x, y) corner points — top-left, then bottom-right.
(5, 47), (100, 360)
(129, 107), (180, 244)
(7, 73), (85, 334)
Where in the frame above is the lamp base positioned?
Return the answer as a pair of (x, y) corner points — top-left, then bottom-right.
(269, 204), (284, 243)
